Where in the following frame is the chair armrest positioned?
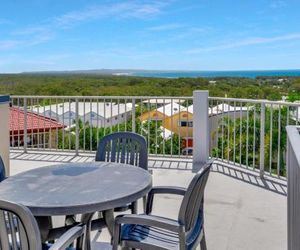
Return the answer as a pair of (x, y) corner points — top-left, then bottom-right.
(146, 186), (186, 214)
(150, 186), (187, 195)
(47, 223), (81, 241)
(48, 225), (86, 250)
(115, 214), (182, 233)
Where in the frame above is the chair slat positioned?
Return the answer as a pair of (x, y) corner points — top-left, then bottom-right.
(110, 139), (118, 162)
(106, 141), (111, 162)
(17, 218), (29, 250)
(125, 138), (131, 165)
(116, 138), (121, 163)
(0, 211), (10, 250)
(8, 213), (18, 249)
(135, 143), (139, 166)
(120, 138), (126, 164)
(129, 141), (135, 165)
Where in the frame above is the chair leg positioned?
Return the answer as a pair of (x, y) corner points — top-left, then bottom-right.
(103, 209), (115, 237)
(200, 229), (207, 250)
(97, 212), (103, 233)
(142, 195), (147, 213)
(35, 216), (53, 242)
(112, 220), (121, 250)
(131, 201), (138, 214)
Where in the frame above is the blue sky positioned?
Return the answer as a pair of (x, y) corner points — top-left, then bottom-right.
(0, 0), (300, 72)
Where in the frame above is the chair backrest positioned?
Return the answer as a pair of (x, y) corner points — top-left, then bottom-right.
(95, 132), (148, 170)
(178, 161), (212, 233)
(0, 156), (6, 182)
(0, 200), (42, 250)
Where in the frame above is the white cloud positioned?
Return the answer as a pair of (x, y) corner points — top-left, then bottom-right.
(54, 1), (169, 28)
(13, 26), (49, 36)
(189, 27), (207, 33)
(186, 33), (300, 54)
(148, 23), (185, 31)
(0, 32), (54, 51)
(4, 0), (171, 51)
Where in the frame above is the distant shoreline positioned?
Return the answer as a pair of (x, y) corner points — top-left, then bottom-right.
(2, 69), (300, 79)
(131, 69), (300, 79)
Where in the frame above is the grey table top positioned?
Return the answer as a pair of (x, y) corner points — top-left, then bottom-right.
(0, 162), (152, 216)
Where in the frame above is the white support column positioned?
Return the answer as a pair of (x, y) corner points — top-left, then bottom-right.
(0, 96), (10, 176)
(193, 91), (209, 170)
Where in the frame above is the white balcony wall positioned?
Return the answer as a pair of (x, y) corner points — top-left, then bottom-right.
(0, 96), (10, 175)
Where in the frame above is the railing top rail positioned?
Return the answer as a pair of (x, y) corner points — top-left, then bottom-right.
(209, 96), (300, 106)
(10, 95), (300, 106)
(10, 95), (193, 100)
(286, 126), (300, 168)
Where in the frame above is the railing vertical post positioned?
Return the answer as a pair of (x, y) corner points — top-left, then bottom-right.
(23, 97), (28, 153)
(132, 99), (136, 133)
(260, 102), (265, 177)
(75, 98), (79, 156)
(193, 90), (209, 170)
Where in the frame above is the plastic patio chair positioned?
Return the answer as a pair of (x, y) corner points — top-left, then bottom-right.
(95, 132), (148, 213)
(112, 160), (213, 250)
(0, 199), (86, 250)
(0, 156), (6, 182)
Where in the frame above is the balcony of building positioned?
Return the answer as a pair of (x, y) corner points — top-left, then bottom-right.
(1, 91), (299, 249)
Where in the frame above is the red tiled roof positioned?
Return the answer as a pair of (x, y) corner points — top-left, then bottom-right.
(10, 107), (65, 134)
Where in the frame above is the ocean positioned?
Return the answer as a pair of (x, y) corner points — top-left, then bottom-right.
(130, 69), (300, 79)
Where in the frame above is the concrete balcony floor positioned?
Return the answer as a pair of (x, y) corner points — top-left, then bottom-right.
(10, 151), (287, 250)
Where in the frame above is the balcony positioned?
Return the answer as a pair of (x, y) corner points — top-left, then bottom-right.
(9, 151), (287, 249)
(2, 91), (298, 249)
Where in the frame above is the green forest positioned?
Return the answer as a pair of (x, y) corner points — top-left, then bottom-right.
(0, 73), (300, 101)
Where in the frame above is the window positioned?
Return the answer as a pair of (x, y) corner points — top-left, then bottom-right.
(178, 120), (193, 127)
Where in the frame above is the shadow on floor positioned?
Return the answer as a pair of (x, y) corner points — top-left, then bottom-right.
(10, 151), (193, 170)
(149, 159), (193, 170)
(10, 151), (94, 163)
(213, 162), (287, 196)
(10, 151), (286, 196)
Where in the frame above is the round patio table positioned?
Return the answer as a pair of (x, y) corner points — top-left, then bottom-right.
(0, 161), (152, 249)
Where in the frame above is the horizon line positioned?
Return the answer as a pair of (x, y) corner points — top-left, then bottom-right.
(1, 68), (300, 74)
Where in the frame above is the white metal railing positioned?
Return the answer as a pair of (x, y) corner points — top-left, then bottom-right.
(9, 94), (300, 177)
(10, 95), (193, 159)
(286, 126), (300, 250)
(208, 97), (300, 178)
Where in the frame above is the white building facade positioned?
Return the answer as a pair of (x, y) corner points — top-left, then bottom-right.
(32, 102), (133, 128)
